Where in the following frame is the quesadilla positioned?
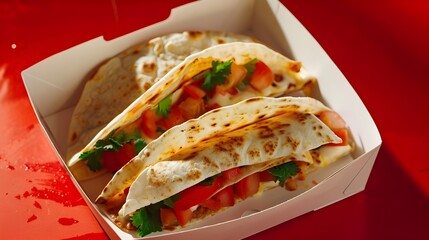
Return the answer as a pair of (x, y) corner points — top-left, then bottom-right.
(95, 96), (353, 237)
(68, 42), (317, 181)
(67, 31), (259, 162)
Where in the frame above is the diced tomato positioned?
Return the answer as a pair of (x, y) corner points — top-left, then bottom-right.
(178, 97), (205, 120)
(318, 111), (348, 146)
(122, 143), (137, 159)
(213, 186), (235, 207)
(318, 111), (347, 129)
(183, 84), (206, 99)
(249, 61), (274, 91)
(228, 63), (247, 86)
(173, 208), (193, 227)
(215, 85), (240, 95)
(327, 128), (348, 146)
(214, 63), (247, 95)
(140, 109), (158, 139)
(259, 170), (275, 182)
(219, 167), (241, 185)
(158, 106), (186, 130)
(233, 173), (260, 200)
(101, 143), (135, 172)
(160, 208), (178, 227)
(214, 85), (228, 96)
(227, 87), (239, 95)
(199, 198), (221, 211)
(173, 178), (221, 210)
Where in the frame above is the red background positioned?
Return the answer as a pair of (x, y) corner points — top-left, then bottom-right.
(1, 0), (428, 239)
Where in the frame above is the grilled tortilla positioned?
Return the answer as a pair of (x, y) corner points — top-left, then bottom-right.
(68, 42), (317, 181)
(95, 96), (353, 237)
(96, 96), (333, 203)
(67, 31), (259, 162)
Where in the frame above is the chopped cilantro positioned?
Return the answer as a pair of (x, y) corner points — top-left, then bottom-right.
(125, 130), (143, 143)
(134, 138), (147, 155)
(109, 132), (125, 150)
(132, 206), (162, 237)
(201, 60), (233, 91)
(155, 95), (172, 118)
(267, 161), (299, 187)
(235, 58), (258, 91)
(80, 148), (103, 172)
(243, 58), (258, 79)
(79, 129), (146, 172)
(132, 197), (179, 237)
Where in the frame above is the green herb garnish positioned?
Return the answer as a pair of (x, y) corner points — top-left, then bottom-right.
(134, 138), (147, 155)
(132, 204), (162, 237)
(267, 161), (299, 187)
(79, 129), (146, 172)
(155, 95), (173, 118)
(243, 58), (258, 79)
(201, 60), (233, 91)
(132, 195), (180, 237)
(236, 58), (259, 91)
(79, 149), (103, 172)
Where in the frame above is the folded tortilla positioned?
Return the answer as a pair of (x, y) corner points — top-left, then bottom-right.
(120, 111), (341, 216)
(95, 96), (352, 236)
(67, 31), (259, 161)
(68, 42), (316, 181)
(96, 96), (330, 203)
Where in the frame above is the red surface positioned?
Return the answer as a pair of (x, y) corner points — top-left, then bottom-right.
(1, 0), (428, 239)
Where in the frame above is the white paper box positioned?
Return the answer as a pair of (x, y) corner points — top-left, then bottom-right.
(22, 0), (381, 239)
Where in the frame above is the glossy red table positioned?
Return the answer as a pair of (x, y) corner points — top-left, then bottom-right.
(1, 0), (428, 239)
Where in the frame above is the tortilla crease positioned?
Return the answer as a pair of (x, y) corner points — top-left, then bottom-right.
(67, 31), (259, 162)
(68, 42), (316, 181)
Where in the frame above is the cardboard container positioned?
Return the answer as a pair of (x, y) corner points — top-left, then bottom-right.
(21, 0), (381, 239)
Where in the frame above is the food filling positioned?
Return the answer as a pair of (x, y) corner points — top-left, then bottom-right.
(127, 161), (304, 237)
(80, 57), (349, 238)
(79, 58), (308, 173)
(120, 106), (349, 237)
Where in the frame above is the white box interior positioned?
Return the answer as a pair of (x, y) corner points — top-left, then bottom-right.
(22, 0), (381, 239)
